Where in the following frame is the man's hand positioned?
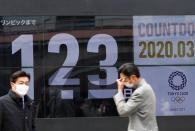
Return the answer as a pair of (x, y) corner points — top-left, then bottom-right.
(116, 78), (125, 92)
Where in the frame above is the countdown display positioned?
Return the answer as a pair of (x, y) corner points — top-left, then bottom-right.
(0, 16), (195, 117)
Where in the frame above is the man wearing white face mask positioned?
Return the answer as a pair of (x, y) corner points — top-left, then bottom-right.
(0, 70), (35, 131)
(113, 63), (158, 131)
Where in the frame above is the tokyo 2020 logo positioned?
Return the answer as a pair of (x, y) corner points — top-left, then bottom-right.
(168, 71), (187, 91)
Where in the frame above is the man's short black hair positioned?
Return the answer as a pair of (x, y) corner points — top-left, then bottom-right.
(10, 70), (30, 83)
(118, 63), (140, 78)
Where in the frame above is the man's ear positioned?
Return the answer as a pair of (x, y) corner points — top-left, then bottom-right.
(131, 75), (138, 82)
(10, 82), (15, 89)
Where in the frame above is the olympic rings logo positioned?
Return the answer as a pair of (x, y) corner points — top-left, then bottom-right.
(171, 96), (185, 104)
(168, 71), (187, 91)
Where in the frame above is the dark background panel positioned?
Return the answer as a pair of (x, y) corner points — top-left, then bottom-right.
(36, 117), (128, 131)
(0, 0), (195, 15)
(36, 116), (195, 131)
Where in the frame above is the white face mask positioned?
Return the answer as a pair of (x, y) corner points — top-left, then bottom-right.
(124, 82), (134, 88)
(15, 84), (29, 97)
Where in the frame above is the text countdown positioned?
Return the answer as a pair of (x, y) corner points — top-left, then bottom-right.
(133, 16), (195, 65)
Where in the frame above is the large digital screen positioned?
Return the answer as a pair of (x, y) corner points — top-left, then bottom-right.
(0, 16), (194, 117)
